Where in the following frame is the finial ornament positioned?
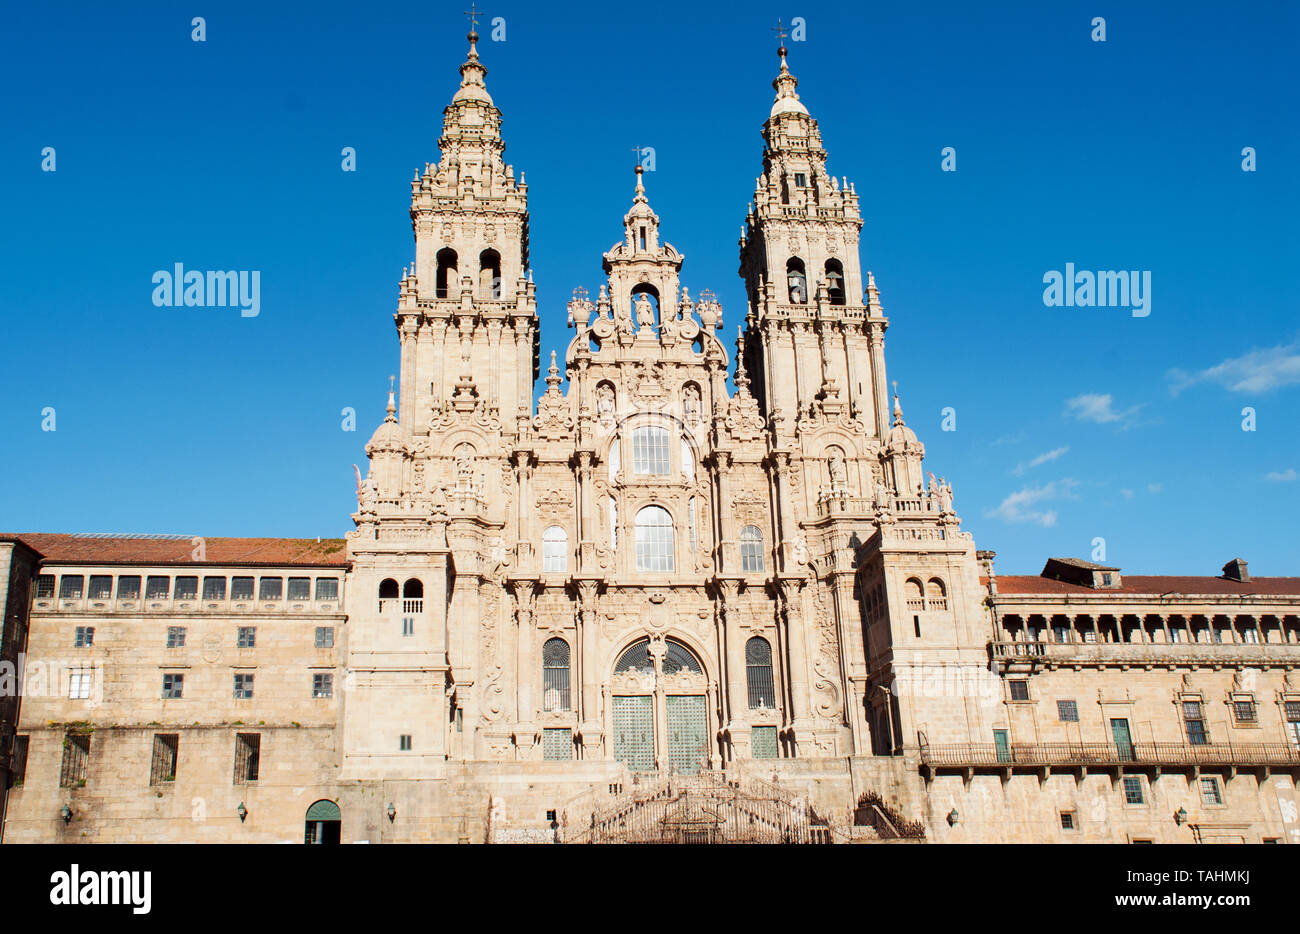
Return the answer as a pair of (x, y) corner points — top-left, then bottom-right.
(464, 3), (482, 37)
(892, 382), (905, 425)
(386, 375), (397, 420)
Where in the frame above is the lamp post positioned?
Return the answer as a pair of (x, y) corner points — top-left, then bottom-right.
(387, 802), (396, 823)
(236, 802), (247, 823)
(876, 684), (895, 755)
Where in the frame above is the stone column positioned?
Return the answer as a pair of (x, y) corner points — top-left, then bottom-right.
(779, 579), (810, 730)
(866, 320), (889, 439)
(399, 316), (418, 428)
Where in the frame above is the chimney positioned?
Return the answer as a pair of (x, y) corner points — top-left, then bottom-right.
(1222, 558), (1250, 582)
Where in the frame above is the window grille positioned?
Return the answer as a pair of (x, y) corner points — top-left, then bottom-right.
(1232, 697), (1257, 724)
(59, 576), (84, 599)
(10, 735), (28, 786)
(314, 578), (339, 601)
(35, 575), (55, 598)
(751, 725), (778, 760)
(202, 576), (226, 600)
(59, 733), (90, 787)
(1123, 775), (1144, 805)
(746, 637), (775, 708)
(174, 576), (198, 600)
(542, 638), (571, 712)
(145, 576), (170, 599)
(117, 575), (141, 599)
(1009, 680), (1029, 701)
(662, 639), (702, 674)
(1057, 699), (1079, 722)
(1200, 777), (1222, 805)
(287, 577), (311, 600)
(543, 728), (572, 761)
(258, 577), (282, 600)
(230, 577), (254, 600)
(150, 733), (178, 784)
(88, 576), (112, 600)
(234, 733), (260, 782)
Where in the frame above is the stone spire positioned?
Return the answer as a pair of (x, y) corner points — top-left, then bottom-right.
(770, 44), (809, 117)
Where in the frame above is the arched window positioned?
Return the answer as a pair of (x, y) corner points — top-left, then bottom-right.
(904, 578), (924, 611)
(435, 248), (458, 299)
(631, 427), (670, 475)
(402, 578), (423, 613)
(740, 525), (764, 572)
(304, 799), (341, 845)
(608, 496), (618, 551)
(615, 638), (654, 674)
(681, 439), (695, 481)
(542, 638), (571, 711)
(925, 578), (947, 610)
(746, 637), (775, 709)
(635, 506), (674, 572)
(378, 578), (398, 612)
(479, 249), (501, 299)
(786, 258), (808, 304)
(663, 638), (702, 674)
(825, 259), (846, 305)
(543, 526), (567, 573)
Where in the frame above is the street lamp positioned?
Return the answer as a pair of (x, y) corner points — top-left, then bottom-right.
(1174, 806), (1188, 825)
(876, 685), (896, 755)
(60, 804), (73, 825)
(387, 802), (397, 823)
(236, 802), (247, 823)
(947, 808), (960, 826)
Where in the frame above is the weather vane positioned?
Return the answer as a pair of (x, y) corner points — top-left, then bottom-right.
(464, 3), (482, 34)
(772, 17), (788, 47)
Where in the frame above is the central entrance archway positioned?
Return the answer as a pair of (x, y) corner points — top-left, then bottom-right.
(304, 799), (341, 844)
(610, 637), (710, 774)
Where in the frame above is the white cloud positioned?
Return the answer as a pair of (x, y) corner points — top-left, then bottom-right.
(1266, 468), (1297, 483)
(1063, 392), (1142, 427)
(1168, 339), (1300, 396)
(1146, 482), (1162, 494)
(1012, 445), (1069, 476)
(985, 479), (1080, 527)
(1120, 488), (1135, 499)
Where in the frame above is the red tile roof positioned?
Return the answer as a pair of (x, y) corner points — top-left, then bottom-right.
(7, 533), (348, 568)
(987, 575), (1300, 597)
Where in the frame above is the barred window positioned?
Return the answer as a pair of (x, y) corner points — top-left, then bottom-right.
(145, 576), (170, 599)
(399, 735), (412, 751)
(68, 668), (93, 699)
(542, 526), (568, 573)
(59, 734), (90, 788)
(258, 577), (282, 600)
(315, 578), (339, 601)
(543, 728), (573, 761)
(202, 576), (226, 600)
(10, 735), (28, 786)
(174, 576), (198, 600)
(234, 733), (260, 783)
(162, 673), (184, 699)
(1232, 696), (1257, 724)
(662, 639), (702, 674)
(746, 637), (776, 709)
(313, 673), (333, 698)
(752, 725), (779, 759)
(1200, 776), (1222, 806)
(35, 574), (55, 598)
(631, 427), (670, 475)
(614, 639), (654, 674)
(635, 506), (674, 572)
(1286, 701), (1300, 722)
(150, 733), (178, 785)
(237, 626), (256, 648)
(315, 626), (334, 649)
(233, 673), (254, 699)
(740, 525), (764, 573)
(88, 576), (113, 600)
(59, 575), (84, 599)
(1183, 700), (1209, 745)
(117, 575), (141, 599)
(1009, 680), (1030, 701)
(166, 626), (186, 649)
(1057, 699), (1079, 722)
(287, 577), (311, 600)
(542, 638), (571, 712)
(231, 576), (255, 600)
(74, 626), (94, 648)
(1122, 775), (1144, 805)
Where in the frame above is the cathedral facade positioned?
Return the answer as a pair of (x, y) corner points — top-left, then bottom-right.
(2, 35), (1299, 845)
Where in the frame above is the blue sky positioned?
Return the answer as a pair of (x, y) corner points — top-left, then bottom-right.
(1, 1), (1296, 574)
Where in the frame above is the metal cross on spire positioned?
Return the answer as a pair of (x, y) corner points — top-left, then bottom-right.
(464, 3), (482, 34)
(771, 17), (789, 46)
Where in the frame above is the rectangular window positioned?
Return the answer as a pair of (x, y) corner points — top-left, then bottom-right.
(166, 626), (187, 648)
(1183, 700), (1208, 745)
(751, 725), (779, 760)
(1060, 811), (1076, 830)
(287, 577), (311, 600)
(1199, 776), (1223, 806)
(11, 735), (29, 786)
(59, 734), (90, 787)
(230, 576), (255, 600)
(258, 577), (282, 600)
(88, 575), (113, 600)
(543, 728), (573, 761)
(1123, 775), (1145, 805)
(794, 172), (807, 187)
(402, 617), (415, 637)
(68, 668), (93, 700)
(202, 576), (226, 600)
(631, 427), (671, 475)
(1286, 701), (1300, 746)
(234, 733), (260, 783)
(150, 733), (178, 785)
(399, 734), (412, 751)
(1052, 622), (1069, 643)
(116, 575), (141, 599)
(313, 673), (333, 698)
(35, 574), (55, 598)
(1232, 696), (1257, 725)
(314, 626), (335, 649)
(1009, 680), (1029, 702)
(233, 673), (254, 699)
(1242, 627), (1260, 644)
(73, 626), (94, 648)
(145, 576), (170, 599)
(162, 673), (184, 699)
(174, 576), (198, 600)
(237, 626), (256, 648)
(59, 575), (84, 599)
(1056, 699), (1079, 722)
(314, 577), (339, 601)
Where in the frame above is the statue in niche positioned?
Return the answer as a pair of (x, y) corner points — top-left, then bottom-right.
(634, 292), (655, 331)
(937, 479), (953, 514)
(596, 384), (615, 419)
(828, 447), (847, 488)
(683, 384), (700, 423)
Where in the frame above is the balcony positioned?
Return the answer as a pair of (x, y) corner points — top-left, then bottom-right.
(378, 598), (423, 614)
(990, 639), (1300, 673)
(919, 739), (1300, 781)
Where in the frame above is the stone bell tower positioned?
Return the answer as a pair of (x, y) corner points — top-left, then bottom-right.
(738, 44), (890, 442)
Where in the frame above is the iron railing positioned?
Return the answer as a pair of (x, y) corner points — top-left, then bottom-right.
(920, 740), (1300, 769)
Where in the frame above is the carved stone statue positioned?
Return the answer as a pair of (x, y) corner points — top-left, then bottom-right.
(596, 384), (614, 418)
(828, 448), (847, 487)
(634, 292), (655, 330)
(683, 384), (700, 423)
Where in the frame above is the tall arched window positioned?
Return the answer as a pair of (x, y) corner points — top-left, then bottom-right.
(378, 578), (398, 612)
(542, 526), (567, 573)
(479, 249), (501, 299)
(435, 248), (458, 299)
(905, 578), (924, 611)
(746, 637), (775, 708)
(402, 578), (423, 613)
(635, 506), (674, 572)
(740, 525), (764, 572)
(825, 259), (846, 305)
(925, 577), (948, 610)
(542, 638), (571, 711)
(786, 258), (808, 304)
(631, 427), (670, 475)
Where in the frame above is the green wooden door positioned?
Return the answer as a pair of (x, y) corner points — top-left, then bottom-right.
(612, 695), (654, 771)
(666, 695), (708, 774)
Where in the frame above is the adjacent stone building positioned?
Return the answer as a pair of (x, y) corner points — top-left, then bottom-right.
(3, 35), (1298, 844)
